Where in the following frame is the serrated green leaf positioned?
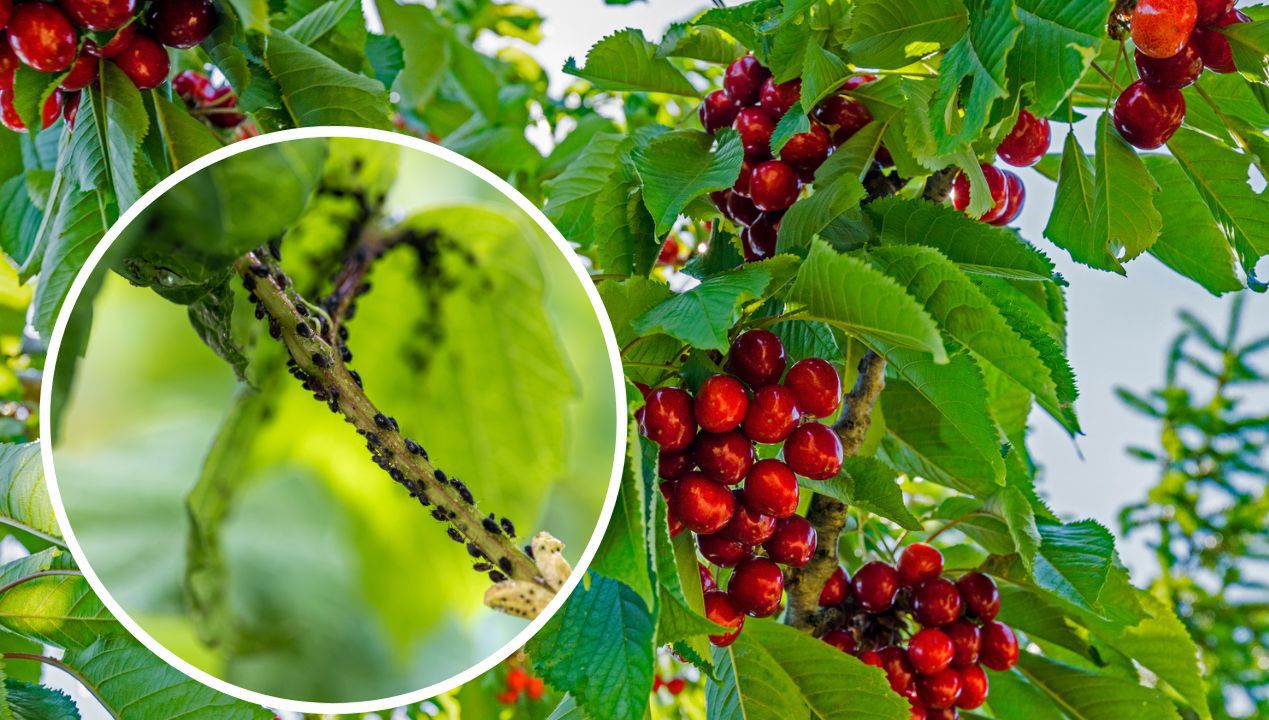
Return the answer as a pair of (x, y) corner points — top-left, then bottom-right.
(768, 320), (838, 363)
(9, 67), (60, 136)
(986, 667), (1069, 720)
(799, 44), (851, 115)
(594, 170), (659, 275)
(846, 0), (968, 70)
(1045, 131), (1118, 271)
(771, 111), (810, 155)
(656, 23), (741, 64)
(0, 177), (41, 268)
(592, 427), (655, 610)
(632, 264), (775, 351)
(1014, 652), (1181, 719)
(632, 129), (743, 236)
(1224, 19), (1269, 83)
(564, 29), (699, 97)
(929, 0), (1021, 154)
(801, 456), (922, 530)
(596, 278), (678, 386)
(151, 95), (222, 172)
(776, 123), (878, 254)
(32, 187), (108, 339)
(265, 32), (391, 129)
(1167, 125), (1269, 265)
(1142, 155), (1243, 294)
(5, 680), (80, 720)
(0, 573), (121, 648)
(1094, 114), (1161, 263)
(693, 0), (783, 56)
(1009, 0), (1112, 117)
(99, 63), (151, 211)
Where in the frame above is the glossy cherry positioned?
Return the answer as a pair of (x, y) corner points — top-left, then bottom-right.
(0, 86), (61, 132)
(727, 555), (784, 617)
(821, 629), (856, 654)
(979, 621), (1020, 671)
(916, 667), (962, 710)
(697, 531), (750, 567)
(1191, 8), (1250, 73)
(0, 43), (19, 91)
(641, 387), (696, 451)
(956, 572), (1001, 621)
(726, 188), (761, 226)
(950, 164), (1009, 222)
(112, 32), (169, 90)
(742, 384), (801, 443)
(913, 579), (964, 627)
(877, 646), (916, 693)
(759, 77), (800, 117)
(741, 214), (779, 261)
(149, 0), (216, 49)
(699, 562), (717, 592)
(819, 565), (849, 607)
(735, 106), (776, 159)
(673, 472), (735, 534)
(723, 55), (769, 106)
(695, 375), (749, 433)
(1131, 0), (1198, 59)
(61, 87), (78, 125)
(722, 492), (777, 545)
(996, 109), (1050, 167)
(842, 74), (876, 91)
(989, 171), (1025, 226)
(59, 52), (97, 91)
(733, 159), (755, 196)
(908, 628), (955, 675)
(700, 88), (741, 134)
(0, 0), (8, 30)
(658, 448), (694, 480)
(1195, 0), (1234, 24)
(780, 123), (831, 174)
(692, 430), (754, 485)
(743, 458), (799, 518)
(749, 159), (800, 212)
(59, 0), (136, 31)
(764, 514), (816, 567)
(172, 69), (212, 101)
(1113, 79), (1185, 149)
(7, 3), (77, 73)
(728, 329), (787, 387)
(898, 543), (944, 587)
(704, 590), (745, 647)
(783, 357), (841, 418)
(784, 422), (843, 480)
(660, 481), (684, 537)
(1135, 44), (1204, 89)
(813, 94), (871, 144)
(943, 620), (981, 668)
(85, 23), (134, 58)
(956, 665), (988, 710)
(852, 561), (900, 612)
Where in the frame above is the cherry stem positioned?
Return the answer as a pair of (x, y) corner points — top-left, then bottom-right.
(926, 514), (970, 543)
(1089, 61), (1123, 95)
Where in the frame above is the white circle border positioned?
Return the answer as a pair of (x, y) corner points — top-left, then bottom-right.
(39, 126), (629, 715)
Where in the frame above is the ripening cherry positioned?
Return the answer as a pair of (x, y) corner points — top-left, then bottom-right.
(0, 87), (61, 132)
(735, 106), (776, 159)
(956, 665), (988, 710)
(697, 531), (750, 567)
(658, 448), (694, 480)
(700, 89), (741, 134)
(876, 646), (916, 693)
(780, 124), (831, 175)
(742, 214), (779, 261)
(727, 555), (784, 617)
(1135, 44), (1204, 89)
(1191, 8), (1251, 73)
(996, 109), (1050, 167)
(1131, 0), (1198, 59)
(728, 329), (787, 387)
(916, 667), (962, 710)
(913, 579), (964, 627)
(641, 387), (696, 451)
(59, 52), (98, 91)
(723, 56), (770, 106)
(112, 32), (169, 90)
(783, 357), (842, 418)
(759, 77), (800, 118)
(722, 491), (777, 545)
(784, 422), (843, 480)
(692, 430), (755, 485)
(956, 572), (1000, 621)
(744, 458), (799, 518)
(149, 0), (217, 49)
(695, 375), (749, 433)
(7, 3), (78, 73)
(979, 621), (1020, 671)
(819, 565), (849, 607)
(764, 514), (816, 566)
(944, 620), (982, 668)
(0, 43), (19, 91)
(749, 160), (800, 212)
(726, 189), (761, 226)
(813, 94), (871, 144)
(852, 561), (900, 612)
(989, 171), (1025, 227)
(821, 629), (856, 654)
(704, 590), (745, 647)
(908, 628), (955, 675)
(898, 543), (944, 587)
(59, 0), (137, 32)
(673, 472), (734, 534)
(950, 164), (1009, 223)
(84, 23), (134, 58)
(1195, 0), (1234, 24)
(742, 384), (801, 443)
(1113, 79), (1185, 149)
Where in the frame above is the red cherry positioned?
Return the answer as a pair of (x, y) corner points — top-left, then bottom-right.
(59, 0), (136, 31)
(784, 422), (843, 480)
(955, 572), (1000, 621)
(742, 384), (800, 443)
(697, 531), (751, 567)
(700, 88), (741, 134)
(822, 629), (856, 654)
(764, 514), (816, 566)
(1113, 80), (1185, 149)
(944, 620), (981, 668)
(674, 472), (735, 534)
(84, 23), (134, 58)
(665, 678), (685, 696)
(723, 56), (770, 106)
(741, 214), (779, 261)
(633, 382), (651, 423)
(7, 3), (77, 73)
(913, 579), (964, 627)
(711, 189), (732, 217)
(733, 159), (755, 196)
(0, 42), (19, 91)
(704, 590), (745, 647)
(699, 562), (717, 592)
(996, 109), (1050, 167)
(1191, 8), (1250, 73)
(148, 0), (216, 49)
(908, 628), (955, 675)
(735, 106), (776, 159)
(61, 87), (78, 125)
(0, 87), (61, 132)
(728, 329), (787, 387)
(695, 375), (749, 433)
(956, 665), (987, 709)
(842, 74), (877, 91)
(660, 481), (685, 537)
(1195, 0), (1234, 24)
(949, 164), (1009, 222)
(980, 621), (1020, 671)
(989, 171), (1025, 226)
(727, 555), (784, 617)
(916, 667), (962, 710)
(1131, 0), (1198, 59)
(59, 52), (97, 91)
(780, 124), (831, 175)
(758, 77), (800, 117)
(111, 32), (169, 90)
(877, 646), (916, 693)
(506, 666), (530, 692)
(657, 236), (680, 265)
(749, 159), (799, 212)
(851, 561), (899, 612)
(641, 387), (696, 451)
(860, 650), (883, 668)
(898, 543), (944, 587)
(692, 430), (754, 485)
(1135, 44), (1204, 89)
(726, 190), (760, 226)
(658, 448), (694, 480)
(813, 95), (871, 144)
(743, 458), (799, 518)
(819, 565), (848, 607)
(783, 357), (841, 418)
(0, 0), (8, 30)
(722, 491), (776, 545)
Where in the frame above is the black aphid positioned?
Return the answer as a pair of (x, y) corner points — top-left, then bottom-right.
(249, 264), (269, 277)
(339, 325), (349, 341)
(435, 469), (448, 484)
(274, 271), (287, 288)
(268, 240), (281, 262)
(404, 439), (424, 456)
(498, 557), (514, 575)
(366, 432), (380, 446)
(431, 508), (447, 521)
(320, 316), (331, 337)
(482, 517), (501, 535)
(466, 543), (483, 559)
(447, 528), (463, 543)
(350, 370), (363, 387)
(488, 570), (507, 583)
(473, 562), (493, 572)
(296, 322), (311, 338)
(312, 353), (330, 368)
(295, 303), (310, 317)
(374, 413), (389, 428)
(327, 398), (339, 412)
(389, 467), (405, 483)
(524, 543), (535, 559)
(268, 318), (281, 339)
(242, 275), (256, 291)
(453, 481), (474, 505)
(254, 306), (265, 320)
(500, 518), (516, 537)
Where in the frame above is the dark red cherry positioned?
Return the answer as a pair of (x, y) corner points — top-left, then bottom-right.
(742, 384), (801, 443)
(0, 42), (19, 91)
(980, 621), (1020, 671)
(819, 565), (848, 607)
(956, 665), (988, 710)
(59, 51), (97, 91)
(1191, 8), (1250, 73)
(8, 3), (77, 73)
(741, 213), (779, 261)
(726, 191), (761, 226)
(944, 620), (981, 668)
(876, 646), (916, 693)
(955, 572), (1000, 621)
(84, 23), (133, 58)
(727, 555), (784, 617)
(111, 32), (169, 90)
(989, 171), (1025, 226)
(700, 88), (742, 134)
(996, 109), (1050, 167)
(204, 85), (244, 127)
(723, 55), (770, 106)
(173, 69), (212, 102)
(780, 123), (831, 174)
(695, 374), (749, 433)
(758, 76), (800, 117)
(697, 531), (751, 567)
(821, 629), (856, 654)
(0, 87), (61, 132)
(60, 87), (78, 125)
(764, 514), (816, 567)
(950, 164), (1009, 222)
(149, 0), (216, 49)
(1131, 0), (1197, 59)
(735, 106), (776, 159)
(813, 94), (871, 144)
(743, 458), (799, 518)
(641, 387), (697, 451)
(784, 422), (843, 480)
(704, 590), (744, 647)
(1113, 80), (1185, 149)
(658, 448), (694, 480)
(674, 472), (734, 534)
(1135, 44), (1203, 89)
(851, 561), (900, 612)
(898, 543), (944, 587)
(711, 189), (732, 217)
(722, 491), (776, 545)
(749, 159), (799, 211)
(913, 579), (964, 627)
(692, 430), (755, 485)
(728, 329), (787, 387)
(59, 0), (136, 31)
(783, 357), (841, 418)
(908, 628), (955, 675)
(633, 382), (651, 424)
(699, 562), (717, 591)
(659, 481), (685, 537)
(916, 667), (962, 710)
(0, 0), (9, 30)
(1195, 0), (1234, 24)
(733, 159), (755, 196)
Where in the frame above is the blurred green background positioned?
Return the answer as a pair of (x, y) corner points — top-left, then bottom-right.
(49, 140), (620, 703)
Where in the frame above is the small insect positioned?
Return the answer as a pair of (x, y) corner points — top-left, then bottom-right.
(488, 570), (507, 583)
(268, 240), (282, 262)
(500, 518), (516, 537)
(498, 557), (514, 575)
(273, 271), (288, 288)
(312, 353), (330, 369)
(339, 325), (349, 341)
(466, 543), (484, 559)
(254, 306), (264, 320)
(296, 322), (312, 338)
(249, 264), (269, 278)
(388, 467), (405, 483)
(431, 508), (447, 521)
(268, 318), (281, 339)
(365, 432), (381, 446)
(295, 303), (310, 317)
(404, 439), (425, 457)
(434, 469), (448, 485)
(453, 481), (475, 505)
(482, 517), (501, 535)
(473, 562), (493, 572)
(349, 370), (363, 388)
(447, 528), (463, 543)
(242, 275), (256, 292)
(374, 413), (390, 429)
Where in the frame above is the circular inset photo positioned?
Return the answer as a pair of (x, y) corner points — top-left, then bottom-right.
(41, 129), (624, 710)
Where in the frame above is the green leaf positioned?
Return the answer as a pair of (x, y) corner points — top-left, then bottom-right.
(1093, 114), (1162, 264)
(151, 95), (222, 172)
(265, 32), (391, 129)
(99, 63), (152, 211)
(223, 0), (268, 32)
(786, 241), (945, 361)
(1103, 592), (1212, 719)
(544, 133), (625, 249)
(1142, 156), (1244, 294)
(0, 573), (121, 648)
(596, 278), (678, 386)
(1009, 0), (1112, 117)
(1167, 125), (1269, 264)
(846, 0), (969, 70)
(1045, 131), (1120, 271)
(594, 170), (659, 276)
(564, 29), (699, 97)
(9, 67), (60, 136)
(770, 110), (811, 156)
(32, 187), (108, 339)
(776, 124), (877, 253)
(801, 456), (923, 531)
(592, 428), (655, 610)
(929, 0), (1021, 154)
(985, 667), (1072, 719)
(656, 23), (741, 64)
(1014, 652), (1181, 719)
(0, 177), (42, 268)
(4, 681), (81, 720)
(799, 44), (851, 115)
(693, 0), (782, 56)
(1224, 19), (1269, 84)
(285, 0), (358, 44)
(632, 129), (744, 236)
(632, 263), (776, 351)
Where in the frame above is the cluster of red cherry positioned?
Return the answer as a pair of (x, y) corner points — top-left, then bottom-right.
(948, 109), (1051, 226)
(815, 544), (1019, 719)
(638, 329), (846, 646)
(652, 674), (687, 696)
(495, 666), (546, 705)
(700, 55), (881, 262)
(0, 0), (216, 133)
(1115, 0), (1251, 149)
(173, 68), (247, 131)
